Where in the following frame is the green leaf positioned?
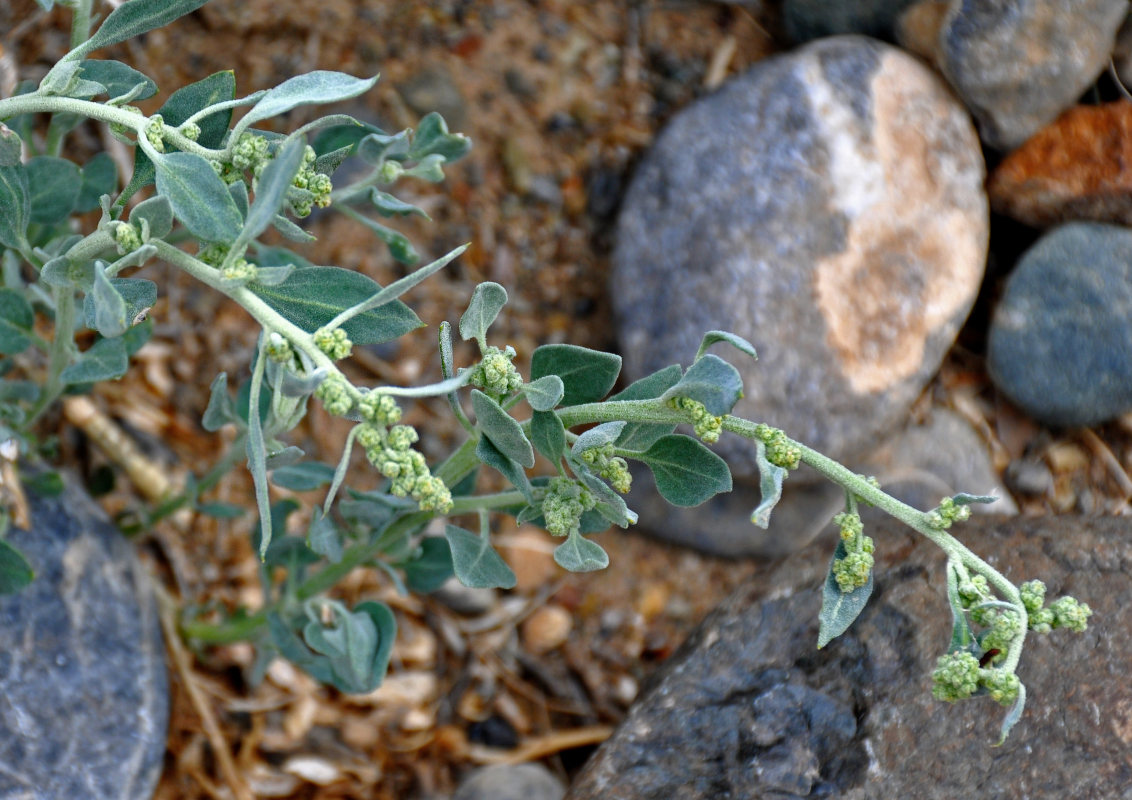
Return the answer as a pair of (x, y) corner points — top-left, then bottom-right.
(444, 524), (516, 589)
(26, 156), (80, 225)
(347, 213), (419, 264)
(302, 600), (396, 693)
(75, 152), (118, 213)
(610, 365), (682, 452)
(459, 282), (508, 344)
(523, 375), (564, 412)
(996, 685), (1027, 746)
(121, 316), (152, 355)
(228, 180), (248, 219)
(357, 130), (411, 165)
(636, 434), (731, 507)
(751, 441), (787, 529)
(253, 245), (314, 271)
(24, 471), (64, 497)
(238, 72), (380, 132)
(271, 213), (316, 243)
(271, 461), (335, 491)
(89, 262), (127, 337)
(202, 372), (240, 431)
(119, 71), (236, 206)
(408, 112), (471, 162)
(77, 59), (157, 101)
(240, 136), (306, 243)
(249, 267), (423, 344)
(0, 379), (39, 403)
(572, 422), (627, 454)
(314, 144), (354, 177)
(60, 336), (128, 384)
(472, 389), (534, 468)
(72, 0), (210, 59)
(817, 539), (874, 649)
(83, 277), (156, 336)
(307, 507), (343, 563)
(155, 152), (243, 242)
(946, 564), (974, 652)
(553, 530), (609, 572)
(0, 165), (29, 249)
(662, 354), (743, 417)
(0, 539), (34, 594)
(476, 436), (533, 503)
(404, 154), (446, 182)
(404, 536), (454, 594)
(195, 501), (244, 519)
(0, 289), (34, 355)
(370, 189), (427, 218)
(0, 125), (22, 168)
(129, 195), (174, 239)
(952, 493), (999, 506)
(695, 330), (758, 363)
(313, 121), (385, 156)
(530, 344), (621, 407)
(530, 409), (566, 464)
(264, 445), (304, 471)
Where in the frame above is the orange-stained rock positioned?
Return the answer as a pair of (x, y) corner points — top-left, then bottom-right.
(988, 102), (1132, 228)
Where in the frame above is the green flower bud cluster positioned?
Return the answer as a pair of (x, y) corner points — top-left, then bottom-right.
(957, 574), (990, 608)
(287, 145), (333, 218)
(579, 443), (632, 494)
(144, 114), (165, 153)
(113, 222), (142, 254)
(667, 397), (722, 444)
(977, 608), (1023, 659)
(931, 652), (1022, 707)
(754, 423), (801, 470)
(1016, 580), (1092, 634)
(232, 132), (270, 175)
(179, 121), (201, 141)
(358, 392), (401, 426)
(1049, 596), (1092, 633)
(378, 160), (403, 184)
(831, 510), (874, 592)
(541, 476), (596, 537)
(221, 258), (258, 283)
(356, 422), (452, 513)
(265, 332), (293, 364)
(925, 496), (972, 530)
(313, 327), (353, 360)
(469, 345), (523, 398)
(314, 374), (353, 417)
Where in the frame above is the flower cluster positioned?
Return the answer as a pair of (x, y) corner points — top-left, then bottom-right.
(667, 396), (722, 444)
(314, 374), (353, 417)
(753, 423), (801, 470)
(578, 443), (632, 494)
(925, 496), (972, 530)
(195, 242), (257, 282)
(265, 332), (293, 364)
(356, 421), (451, 513)
(313, 327), (352, 360)
(287, 145), (333, 218)
(931, 651), (1021, 707)
(468, 345), (523, 398)
(358, 391), (401, 426)
(831, 510), (874, 592)
(540, 477), (596, 537)
(144, 114), (166, 153)
(113, 222), (142, 254)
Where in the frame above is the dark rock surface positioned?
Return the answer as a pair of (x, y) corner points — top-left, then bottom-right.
(935, 0), (1127, 150)
(988, 222), (1132, 427)
(630, 408), (1013, 558)
(612, 36), (987, 479)
(0, 478), (168, 800)
(568, 515), (1132, 799)
(782, 0), (920, 42)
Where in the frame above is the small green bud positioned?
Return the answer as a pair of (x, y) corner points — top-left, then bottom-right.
(834, 511), (863, 542)
(980, 609), (1023, 654)
(932, 651), (980, 702)
(356, 424), (384, 451)
(832, 550), (873, 592)
(313, 327), (353, 360)
(978, 668), (1021, 707)
(754, 423), (801, 470)
(470, 345), (523, 397)
(113, 223), (142, 254)
(265, 332), (293, 363)
(378, 160), (403, 183)
(1019, 580), (1046, 614)
(144, 114), (165, 152)
(1049, 596), (1092, 633)
(957, 574), (989, 608)
(314, 374), (353, 417)
(220, 258), (257, 283)
(359, 392), (401, 425)
(179, 121), (201, 141)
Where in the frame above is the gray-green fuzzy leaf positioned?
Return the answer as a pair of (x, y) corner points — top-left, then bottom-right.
(72, 0), (210, 60)
(637, 434), (731, 507)
(472, 389), (534, 468)
(0, 165), (29, 250)
(530, 344), (621, 407)
(0, 289), (33, 355)
(459, 282), (508, 343)
(129, 195), (174, 239)
(155, 152), (243, 242)
(523, 375), (564, 412)
(90, 262), (128, 338)
(0, 539), (34, 594)
(572, 421), (626, 453)
(202, 372), (240, 431)
(249, 267), (422, 344)
(445, 524), (516, 589)
(307, 507), (343, 563)
(0, 126), (22, 168)
(370, 189), (427, 218)
(476, 436), (533, 503)
(75, 152), (117, 213)
(751, 441), (786, 529)
(408, 112), (471, 162)
(239, 72), (379, 132)
(530, 409), (566, 464)
(27, 156), (80, 225)
(610, 365), (682, 452)
(662, 354), (743, 417)
(60, 336), (128, 384)
(272, 462), (335, 491)
(695, 330), (758, 362)
(241, 137), (306, 243)
(553, 530), (609, 573)
(77, 60), (157, 101)
(817, 539), (874, 649)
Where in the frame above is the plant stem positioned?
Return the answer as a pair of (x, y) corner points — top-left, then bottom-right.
(69, 0), (94, 51)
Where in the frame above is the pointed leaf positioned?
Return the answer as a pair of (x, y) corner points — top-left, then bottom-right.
(238, 72), (380, 132)
(129, 195), (173, 239)
(0, 539), (34, 594)
(90, 262), (127, 337)
(476, 436), (533, 503)
(0, 165), (29, 249)
(77, 60), (157, 101)
(572, 421), (626, 453)
(530, 409), (566, 464)
(524, 375), (564, 412)
(662, 354), (743, 417)
(73, 0), (210, 59)
(459, 281), (508, 343)
(241, 136), (306, 242)
(553, 530), (609, 572)
(307, 507), (343, 563)
(472, 389), (534, 468)
(817, 539), (874, 649)
(228, 179), (248, 219)
(370, 189), (427, 218)
(26, 156), (80, 224)
(444, 524), (516, 589)
(249, 267), (422, 343)
(84, 277), (157, 335)
(60, 336), (128, 384)
(0, 125), (22, 167)
(75, 152), (118, 213)
(403, 536), (454, 594)
(271, 461), (335, 491)
(952, 493), (999, 506)
(202, 372), (239, 431)
(695, 330), (758, 363)
(155, 152), (243, 242)
(345, 213), (419, 264)
(751, 441), (787, 529)
(530, 344), (621, 406)
(408, 112), (471, 162)
(636, 434), (731, 507)
(0, 289), (34, 355)
(996, 684), (1027, 746)
(946, 563), (975, 652)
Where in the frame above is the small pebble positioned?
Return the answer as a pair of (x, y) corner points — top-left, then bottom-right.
(1004, 457), (1054, 496)
(453, 764), (565, 800)
(433, 576), (497, 616)
(521, 603), (573, 654)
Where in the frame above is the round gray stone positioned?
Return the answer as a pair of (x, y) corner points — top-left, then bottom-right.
(988, 221), (1132, 427)
(612, 36), (987, 478)
(937, 0), (1127, 150)
(454, 764), (565, 800)
(0, 478), (168, 799)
